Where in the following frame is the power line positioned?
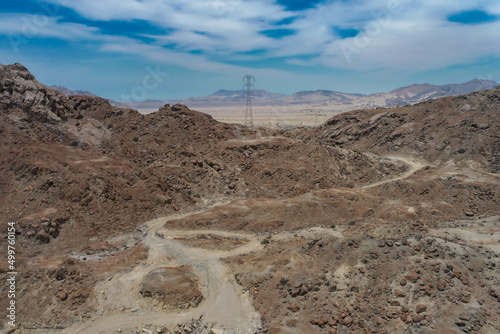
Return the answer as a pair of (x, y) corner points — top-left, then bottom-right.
(242, 75), (255, 128)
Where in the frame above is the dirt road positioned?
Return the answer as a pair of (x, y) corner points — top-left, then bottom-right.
(49, 155), (426, 334)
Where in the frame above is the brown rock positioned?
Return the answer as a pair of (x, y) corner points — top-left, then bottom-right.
(405, 272), (420, 283)
(394, 289), (405, 297)
(400, 279), (407, 286)
(437, 280), (447, 291)
(386, 309), (400, 318)
(415, 304), (427, 313)
(328, 319), (337, 327)
(412, 314), (424, 322)
(343, 316), (353, 326)
(56, 291), (67, 301)
(318, 317), (328, 326)
(461, 296), (471, 303)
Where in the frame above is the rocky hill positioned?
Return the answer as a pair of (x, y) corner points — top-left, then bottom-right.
(0, 61), (401, 262)
(308, 86), (500, 172)
(1, 63), (499, 334)
(0, 63), (401, 235)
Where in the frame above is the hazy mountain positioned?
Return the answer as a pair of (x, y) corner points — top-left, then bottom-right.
(210, 89), (287, 99)
(51, 85), (128, 108)
(285, 90), (365, 104)
(166, 89), (288, 108)
(53, 79), (498, 111)
(50, 85), (98, 97)
(122, 99), (166, 109)
(167, 79), (496, 109)
(380, 79), (499, 107)
(390, 79), (497, 97)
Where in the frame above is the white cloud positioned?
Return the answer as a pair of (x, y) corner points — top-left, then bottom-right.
(99, 36), (298, 84)
(0, 13), (99, 42)
(20, 0), (500, 74)
(313, 0), (500, 72)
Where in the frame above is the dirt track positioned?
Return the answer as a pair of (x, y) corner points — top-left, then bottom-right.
(40, 155), (425, 334)
(56, 199), (260, 334)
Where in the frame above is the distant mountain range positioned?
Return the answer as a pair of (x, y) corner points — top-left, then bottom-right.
(381, 79), (498, 107)
(50, 86), (128, 108)
(52, 79), (498, 111)
(50, 85), (97, 97)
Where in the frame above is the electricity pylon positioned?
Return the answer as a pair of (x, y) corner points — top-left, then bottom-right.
(242, 75), (255, 128)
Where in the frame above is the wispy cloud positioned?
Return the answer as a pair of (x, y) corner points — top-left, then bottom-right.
(1, 0), (499, 99)
(287, 0), (500, 71)
(35, 0), (499, 73)
(0, 13), (99, 42)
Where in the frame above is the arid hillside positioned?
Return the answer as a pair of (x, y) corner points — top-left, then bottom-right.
(307, 87), (500, 172)
(0, 63), (499, 334)
(0, 63), (400, 244)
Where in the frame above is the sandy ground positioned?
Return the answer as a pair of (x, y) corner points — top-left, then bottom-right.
(50, 198), (261, 334)
(137, 105), (346, 128)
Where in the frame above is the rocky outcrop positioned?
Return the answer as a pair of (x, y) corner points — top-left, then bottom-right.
(310, 86), (500, 171)
(0, 63), (75, 122)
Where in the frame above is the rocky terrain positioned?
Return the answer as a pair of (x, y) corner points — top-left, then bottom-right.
(0, 63), (499, 334)
(308, 87), (500, 172)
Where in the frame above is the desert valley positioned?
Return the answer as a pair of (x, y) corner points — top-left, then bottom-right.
(0, 62), (499, 334)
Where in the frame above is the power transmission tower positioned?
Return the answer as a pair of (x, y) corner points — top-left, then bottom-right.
(242, 75), (255, 128)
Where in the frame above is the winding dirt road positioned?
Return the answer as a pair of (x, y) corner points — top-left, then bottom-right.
(360, 155), (425, 189)
(57, 155), (425, 334)
(61, 199), (263, 334)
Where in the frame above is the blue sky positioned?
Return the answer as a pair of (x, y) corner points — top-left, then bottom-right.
(0, 0), (499, 101)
